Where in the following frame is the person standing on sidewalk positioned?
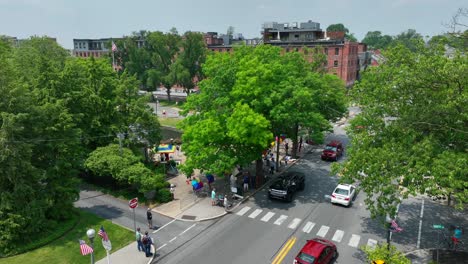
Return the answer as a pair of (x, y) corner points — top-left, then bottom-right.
(211, 188), (216, 206)
(285, 142), (289, 155)
(142, 231), (153, 257)
(243, 173), (249, 192)
(270, 157), (276, 174)
(136, 227), (143, 252)
(147, 208), (153, 229)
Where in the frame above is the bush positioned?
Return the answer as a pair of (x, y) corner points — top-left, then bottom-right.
(157, 188), (173, 203)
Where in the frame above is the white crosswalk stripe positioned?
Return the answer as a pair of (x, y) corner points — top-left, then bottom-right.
(302, 222), (315, 233)
(260, 212), (275, 222)
(332, 229), (344, 242)
(236, 206), (251, 216)
(367, 239), (377, 248)
(348, 234), (361, 248)
(316, 225), (330, 237)
(274, 215), (288, 226)
(288, 218), (302, 229)
(248, 209), (263, 219)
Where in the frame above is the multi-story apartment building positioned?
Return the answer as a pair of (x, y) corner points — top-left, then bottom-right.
(73, 38), (119, 58)
(262, 20), (366, 87)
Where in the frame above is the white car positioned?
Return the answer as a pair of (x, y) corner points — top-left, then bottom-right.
(331, 184), (356, 207)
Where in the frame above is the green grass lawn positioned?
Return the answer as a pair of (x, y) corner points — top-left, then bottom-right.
(159, 117), (182, 128)
(158, 100), (184, 107)
(0, 210), (134, 264)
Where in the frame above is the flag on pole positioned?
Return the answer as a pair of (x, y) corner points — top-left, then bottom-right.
(390, 220), (403, 232)
(79, 239), (94, 256)
(98, 226), (109, 242)
(111, 41), (117, 52)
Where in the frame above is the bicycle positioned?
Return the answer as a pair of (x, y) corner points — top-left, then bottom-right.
(438, 231), (465, 251)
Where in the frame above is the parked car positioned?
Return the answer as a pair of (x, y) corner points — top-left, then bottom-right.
(294, 238), (337, 264)
(331, 184), (356, 207)
(321, 141), (344, 161)
(268, 172), (305, 202)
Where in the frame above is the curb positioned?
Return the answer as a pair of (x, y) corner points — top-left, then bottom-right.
(152, 200), (228, 223)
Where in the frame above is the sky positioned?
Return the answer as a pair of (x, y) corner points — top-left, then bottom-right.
(0, 0), (466, 49)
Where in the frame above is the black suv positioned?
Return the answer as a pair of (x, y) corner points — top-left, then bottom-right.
(268, 172), (305, 202)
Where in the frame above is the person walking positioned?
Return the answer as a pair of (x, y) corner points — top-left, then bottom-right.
(211, 188), (216, 206)
(224, 195), (229, 210)
(136, 227), (143, 252)
(142, 231), (153, 257)
(147, 208), (153, 229)
(285, 142), (289, 155)
(230, 174), (236, 188)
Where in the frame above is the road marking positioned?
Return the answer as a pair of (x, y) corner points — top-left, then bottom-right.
(272, 237), (296, 264)
(153, 219), (175, 234)
(417, 199), (425, 249)
(156, 243), (167, 250)
(332, 229), (344, 242)
(261, 212), (275, 222)
(178, 223), (196, 236)
(302, 222), (316, 233)
(367, 239), (377, 248)
(316, 225), (330, 237)
(348, 234), (361, 248)
(236, 206), (251, 216)
(169, 237), (177, 243)
(248, 209), (263, 219)
(274, 215), (288, 226)
(288, 218), (302, 229)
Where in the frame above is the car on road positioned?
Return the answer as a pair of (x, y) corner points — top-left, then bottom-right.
(293, 238), (337, 264)
(321, 141), (344, 161)
(331, 184), (356, 207)
(268, 172), (305, 202)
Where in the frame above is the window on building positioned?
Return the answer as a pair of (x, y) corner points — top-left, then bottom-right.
(286, 48), (290, 52)
(324, 48), (328, 55)
(226, 48), (230, 52)
(334, 60), (338, 67)
(212, 49), (215, 51)
(294, 34), (299, 39)
(335, 48), (339, 55)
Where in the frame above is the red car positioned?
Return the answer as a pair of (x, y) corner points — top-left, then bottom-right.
(293, 238), (337, 264)
(321, 141), (344, 161)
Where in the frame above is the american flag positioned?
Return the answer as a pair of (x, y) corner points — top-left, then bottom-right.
(79, 239), (94, 256)
(391, 220), (403, 232)
(111, 41), (117, 52)
(98, 226), (109, 241)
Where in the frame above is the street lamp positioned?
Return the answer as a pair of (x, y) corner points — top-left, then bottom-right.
(86, 228), (96, 264)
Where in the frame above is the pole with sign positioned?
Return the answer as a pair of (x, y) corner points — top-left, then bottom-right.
(129, 198), (138, 233)
(433, 224), (444, 263)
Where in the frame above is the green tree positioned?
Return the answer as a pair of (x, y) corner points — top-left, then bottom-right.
(333, 42), (468, 218)
(393, 29), (423, 52)
(180, 45), (347, 182)
(362, 243), (411, 264)
(146, 31), (182, 101)
(362, 31), (394, 50)
(175, 31), (206, 93)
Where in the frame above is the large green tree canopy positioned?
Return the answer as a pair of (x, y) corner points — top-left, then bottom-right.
(334, 41), (467, 218)
(180, 45), (347, 177)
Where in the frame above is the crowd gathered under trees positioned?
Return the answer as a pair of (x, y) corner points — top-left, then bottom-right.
(0, 10), (467, 257)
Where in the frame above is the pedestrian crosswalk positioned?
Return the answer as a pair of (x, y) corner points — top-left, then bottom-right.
(234, 206), (379, 249)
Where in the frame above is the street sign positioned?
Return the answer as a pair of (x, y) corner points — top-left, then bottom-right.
(129, 198), (138, 209)
(433, 224), (444, 229)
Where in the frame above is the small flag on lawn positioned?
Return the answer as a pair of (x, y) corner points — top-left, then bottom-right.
(111, 41), (117, 52)
(79, 239), (94, 256)
(390, 220), (403, 232)
(98, 226), (109, 242)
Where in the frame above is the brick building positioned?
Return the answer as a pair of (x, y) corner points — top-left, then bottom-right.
(72, 38), (120, 58)
(262, 20), (367, 87)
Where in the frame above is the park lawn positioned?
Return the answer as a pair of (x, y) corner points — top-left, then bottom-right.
(0, 210), (134, 264)
(159, 117), (181, 128)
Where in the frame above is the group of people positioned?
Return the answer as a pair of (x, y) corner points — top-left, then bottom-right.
(136, 226), (154, 257)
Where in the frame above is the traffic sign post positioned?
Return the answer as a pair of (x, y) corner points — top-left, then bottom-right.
(129, 198), (138, 233)
(433, 224), (444, 263)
